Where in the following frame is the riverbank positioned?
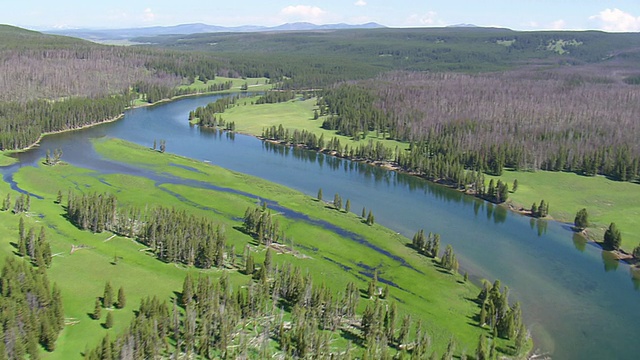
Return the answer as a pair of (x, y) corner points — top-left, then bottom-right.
(5, 76), (271, 159)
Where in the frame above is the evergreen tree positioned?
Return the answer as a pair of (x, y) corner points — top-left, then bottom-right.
(515, 322), (528, 354)
(432, 234), (441, 259)
(263, 248), (273, 276)
(18, 216), (25, 244)
(103, 281), (113, 308)
(55, 190), (63, 204)
(366, 210), (375, 225)
(345, 199), (351, 213)
(1, 193), (10, 211)
(245, 252), (255, 275)
(105, 312), (114, 329)
(333, 193), (342, 210)
(181, 273), (194, 306)
(512, 179), (518, 193)
(604, 222), (622, 250)
(574, 208), (589, 230)
(17, 218), (26, 257)
(362, 207), (367, 218)
(475, 333), (487, 360)
(317, 188), (323, 201)
(93, 297), (102, 320)
(116, 286), (126, 309)
(530, 202), (538, 217)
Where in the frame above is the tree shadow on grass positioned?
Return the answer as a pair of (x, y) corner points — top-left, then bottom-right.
(339, 327), (363, 346)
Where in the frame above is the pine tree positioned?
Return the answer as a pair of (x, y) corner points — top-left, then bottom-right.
(574, 208), (589, 230)
(100, 334), (111, 360)
(515, 322), (527, 354)
(512, 179), (518, 193)
(93, 298), (102, 320)
(345, 199), (351, 213)
(317, 188), (323, 201)
(1, 193), (10, 211)
(362, 207), (366, 218)
(18, 216), (25, 245)
(263, 248), (273, 276)
(245, 252), (255, 275)
(475, 333), (487, 360)
(17, 222), (27, 257)
(366, 210), (375, 225)
(116, 286), (126, 309)
(55, 190), (63, 204)
(604, 222), (622, 250)
(52, 283), (64, 330)
(103, 281), (113, 308)
(181, 273), (194, 306)
(333, 193), (342, 210)
(104, 312), (113, 329)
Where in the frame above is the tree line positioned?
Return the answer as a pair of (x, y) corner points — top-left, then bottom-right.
(0, 95), (129, 150)
(188, 96), (239, 129)
(66, 191), (227, 269)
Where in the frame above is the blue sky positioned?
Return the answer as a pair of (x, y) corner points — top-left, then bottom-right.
(5, 0), (640, 32)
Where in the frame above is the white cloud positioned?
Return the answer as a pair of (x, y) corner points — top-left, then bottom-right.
(406, 11), (440, 26)
(589, 8), (640, 32)
(142, 8), (156, 23)
(281, 5), (328, 22)
(354, 0), (367, 6)
(550, 19), (566, 30)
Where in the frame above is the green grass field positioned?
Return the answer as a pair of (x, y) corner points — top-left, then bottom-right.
(0, 138), (521, 358)
(0, 151), (18, 166)
(488, 170), (640, 251)
(177, 76), (272, 93)
(222, 96), (409, 151)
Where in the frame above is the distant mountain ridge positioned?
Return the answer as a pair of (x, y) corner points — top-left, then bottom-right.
(44, 22), (386, 41)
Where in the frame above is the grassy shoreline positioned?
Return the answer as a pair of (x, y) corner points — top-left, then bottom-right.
(1, 137), (528, 358)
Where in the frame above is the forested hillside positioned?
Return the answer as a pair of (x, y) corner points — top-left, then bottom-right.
(316, 70), (640, 182)
(0, 25), (228, 150)
(135, 28), (640, 87)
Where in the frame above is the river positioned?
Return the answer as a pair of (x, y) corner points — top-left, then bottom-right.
(2, 94), (639, 359)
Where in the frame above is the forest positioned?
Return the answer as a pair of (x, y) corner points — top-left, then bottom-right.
(316, 70), (640, 183)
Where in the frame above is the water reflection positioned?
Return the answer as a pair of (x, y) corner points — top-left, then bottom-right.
(572, 233), (587, 252)
(631, 267), (640, 290)
(601, 251), (620, 272)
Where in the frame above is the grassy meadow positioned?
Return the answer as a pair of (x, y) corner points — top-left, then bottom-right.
(0, 151), (18, 166)
(177, 76), (272, 93)
(488, 170), (640, 251)
(0, 138), (520, 358)
(224, 96), (409, 151)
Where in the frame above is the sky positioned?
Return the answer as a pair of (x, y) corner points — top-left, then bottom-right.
(4, 0), (640, 32)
